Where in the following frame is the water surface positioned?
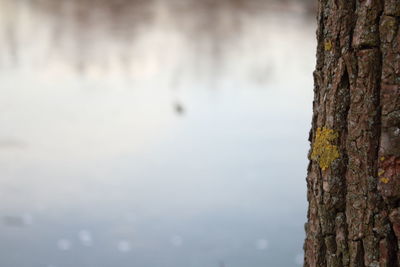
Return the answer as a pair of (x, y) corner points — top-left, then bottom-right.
(0, 1), (315, 266)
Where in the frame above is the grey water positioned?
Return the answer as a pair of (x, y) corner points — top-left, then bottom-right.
(0, 0), (315, 266)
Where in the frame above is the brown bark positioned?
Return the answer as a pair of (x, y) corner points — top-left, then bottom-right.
(304, 0), (400, 266)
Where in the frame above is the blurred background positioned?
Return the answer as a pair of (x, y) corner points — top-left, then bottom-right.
(0, 0), (316, 266)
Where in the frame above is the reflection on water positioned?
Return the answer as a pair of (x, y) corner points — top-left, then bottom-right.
(0, 0), (315, 266)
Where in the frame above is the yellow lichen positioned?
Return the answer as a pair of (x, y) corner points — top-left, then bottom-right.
(380, 156), (385, 162)
(324, 40), (333, 51)
(380, 177), (390, 184)
(311, 127), (340, 171)
(378, 169), (385, 176)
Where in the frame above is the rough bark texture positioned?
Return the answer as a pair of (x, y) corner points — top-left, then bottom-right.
(304, 0), (400, 266)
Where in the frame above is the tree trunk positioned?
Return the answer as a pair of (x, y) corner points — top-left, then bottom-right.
(304, 0), (400, 266)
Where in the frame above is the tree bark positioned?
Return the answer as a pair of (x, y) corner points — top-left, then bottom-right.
(304, 0), (400, 266)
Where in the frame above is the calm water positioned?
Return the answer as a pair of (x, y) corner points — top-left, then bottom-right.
(0, 1), (315, 266)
